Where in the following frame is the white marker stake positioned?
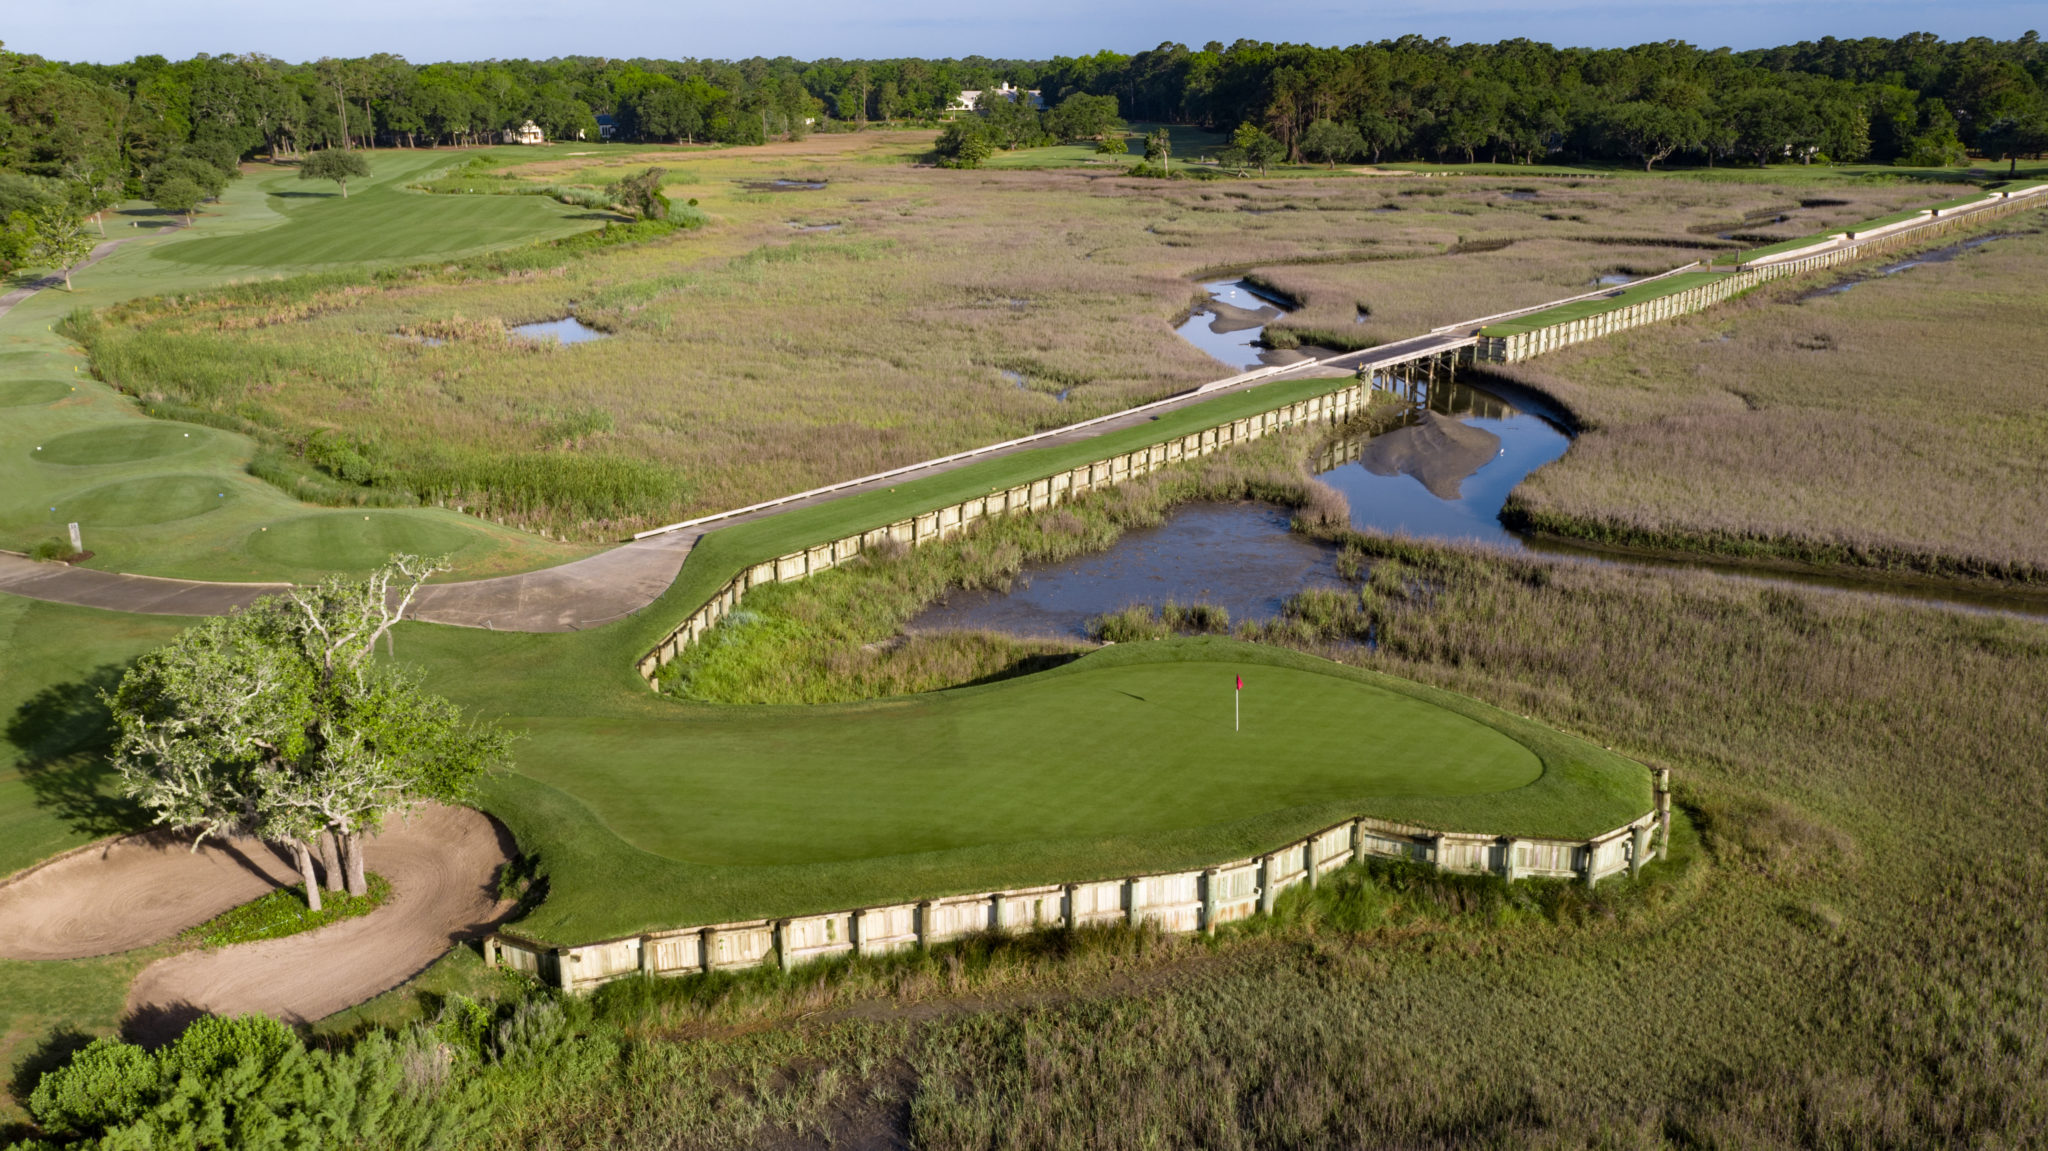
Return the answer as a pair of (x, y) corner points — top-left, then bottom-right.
(67, 522), (82, 553)
(1235, 673), (1242, 732)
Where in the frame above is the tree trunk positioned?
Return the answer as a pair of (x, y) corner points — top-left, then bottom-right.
(319, 830), (344, 891)
(343, 831), (368, 896)
(290, 839), (323, 912)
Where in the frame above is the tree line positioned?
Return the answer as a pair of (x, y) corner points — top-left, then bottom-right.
(3, 33), (2046, 257)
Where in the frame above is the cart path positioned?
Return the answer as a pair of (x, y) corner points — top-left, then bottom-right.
(0, 336), (1451, 632)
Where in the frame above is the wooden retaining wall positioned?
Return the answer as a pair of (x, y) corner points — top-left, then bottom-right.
(636, 378), (1388, 685)
(1474, 188), (2048, 364)
(486, 772), (1672, 992)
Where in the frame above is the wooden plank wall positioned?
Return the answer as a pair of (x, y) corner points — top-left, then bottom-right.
(492, 770), (1675, 993)
(1474, 190), (2048, 365)
(636, 381), (1381, 685)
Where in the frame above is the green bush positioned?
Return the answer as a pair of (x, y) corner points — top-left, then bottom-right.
(185, 873), (391, 947)
(26, 1037), (159, 1137)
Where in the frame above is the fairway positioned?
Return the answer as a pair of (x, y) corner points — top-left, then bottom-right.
(151, 155), (596, 269)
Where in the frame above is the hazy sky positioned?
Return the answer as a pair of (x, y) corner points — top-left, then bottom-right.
(10, 0), (2041, 65)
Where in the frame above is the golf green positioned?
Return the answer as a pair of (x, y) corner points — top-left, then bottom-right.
(437, 637), (1652, 941)
(0, 380), (72, 407)
(32, 425), (206, 466)
(537, 659), (1541, 868)
(50, 476), (233, 527)
(244, 511), (503, 572)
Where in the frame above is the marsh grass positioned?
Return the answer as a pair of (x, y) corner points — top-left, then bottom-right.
(74, 141), (1969, 538)
(239, 526), (2048, 1147)
(1497, 219), (2048, 582)
(657, 428), (1329, 703)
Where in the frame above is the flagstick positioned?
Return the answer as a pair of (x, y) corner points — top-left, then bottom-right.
(1235, 685), (1240, 732)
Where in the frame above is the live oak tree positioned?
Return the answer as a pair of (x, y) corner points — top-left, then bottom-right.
(27, 207), (95, 290)
(298, 148), (372, 198)
(1222, 123), (1284, 175)
(147, 176), (203, 225)
(105, 555), (512, 912)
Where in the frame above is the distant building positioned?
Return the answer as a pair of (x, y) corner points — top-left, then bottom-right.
(595, 114), (617, 141)
(950, 83), (1045, 113)
(501, 120), (545, 145)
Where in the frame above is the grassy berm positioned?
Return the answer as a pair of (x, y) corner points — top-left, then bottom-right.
(1495, 215), (2048, 586)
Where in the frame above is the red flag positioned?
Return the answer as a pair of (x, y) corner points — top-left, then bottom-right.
(1235, 674), (1243, 691)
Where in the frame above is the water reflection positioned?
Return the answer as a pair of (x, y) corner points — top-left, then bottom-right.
(1174, 279), (1309, 371)
(907, 503), (1344, 639)
(512, 317), (608, 344)
(1314, 377), (1571, 547)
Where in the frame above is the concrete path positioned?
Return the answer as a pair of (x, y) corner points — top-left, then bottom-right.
(0, 552), (288, 615)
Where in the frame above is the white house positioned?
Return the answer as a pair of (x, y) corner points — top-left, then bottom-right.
(950, 83), (1045, 113)
(501, 120), (545, 145)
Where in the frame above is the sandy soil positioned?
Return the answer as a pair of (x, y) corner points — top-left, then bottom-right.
(120, 805), (515, 1040)
(0, 830), (304, 960)
(0, 805), (514, 1040)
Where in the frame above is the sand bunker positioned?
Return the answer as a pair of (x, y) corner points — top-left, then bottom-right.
(0, 805), (514, 1033)
(1356, 411), (1503, 500)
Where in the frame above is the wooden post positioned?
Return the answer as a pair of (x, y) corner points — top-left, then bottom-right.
(1654, 768), (1673, 857)
(639, 936), (654, 975)
(775, 921), (792, 972)
(916, 901), (932, 949)
(1502, 839), (1519, 882)
(482, 935), (499, 968)
(700, 927), (716, 975)
(1201, 868), (1219, 934)
(1631, 823), (1653, 876)
(1259, 855), (1278, 915)
(1126, 879), (1141, 926)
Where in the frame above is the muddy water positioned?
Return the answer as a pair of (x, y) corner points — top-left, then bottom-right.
(907, 503), (1345, 639)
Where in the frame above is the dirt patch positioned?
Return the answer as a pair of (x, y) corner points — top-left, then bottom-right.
(121, 805), (515, 1041)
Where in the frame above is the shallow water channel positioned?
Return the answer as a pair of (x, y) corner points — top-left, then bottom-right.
(909, 366), (2046, 635)
(1175, 279), (1332, 371)
(911, 375), (1571, 636)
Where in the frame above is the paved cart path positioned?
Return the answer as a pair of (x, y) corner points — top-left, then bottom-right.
(0, 333), (1467, 632)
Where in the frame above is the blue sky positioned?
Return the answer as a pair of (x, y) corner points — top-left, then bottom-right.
(12, 0), (2041, 64)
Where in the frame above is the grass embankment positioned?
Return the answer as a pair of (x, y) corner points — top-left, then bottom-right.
(1496, 216), (2048, 585)
(59, 138), (1964, 544)
(181, 874), (390, 948)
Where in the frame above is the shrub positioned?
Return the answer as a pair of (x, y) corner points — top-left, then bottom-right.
(27, 1037), (159, 1137)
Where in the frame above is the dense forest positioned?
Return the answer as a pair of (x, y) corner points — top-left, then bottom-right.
(2, 33), (2046, 224)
